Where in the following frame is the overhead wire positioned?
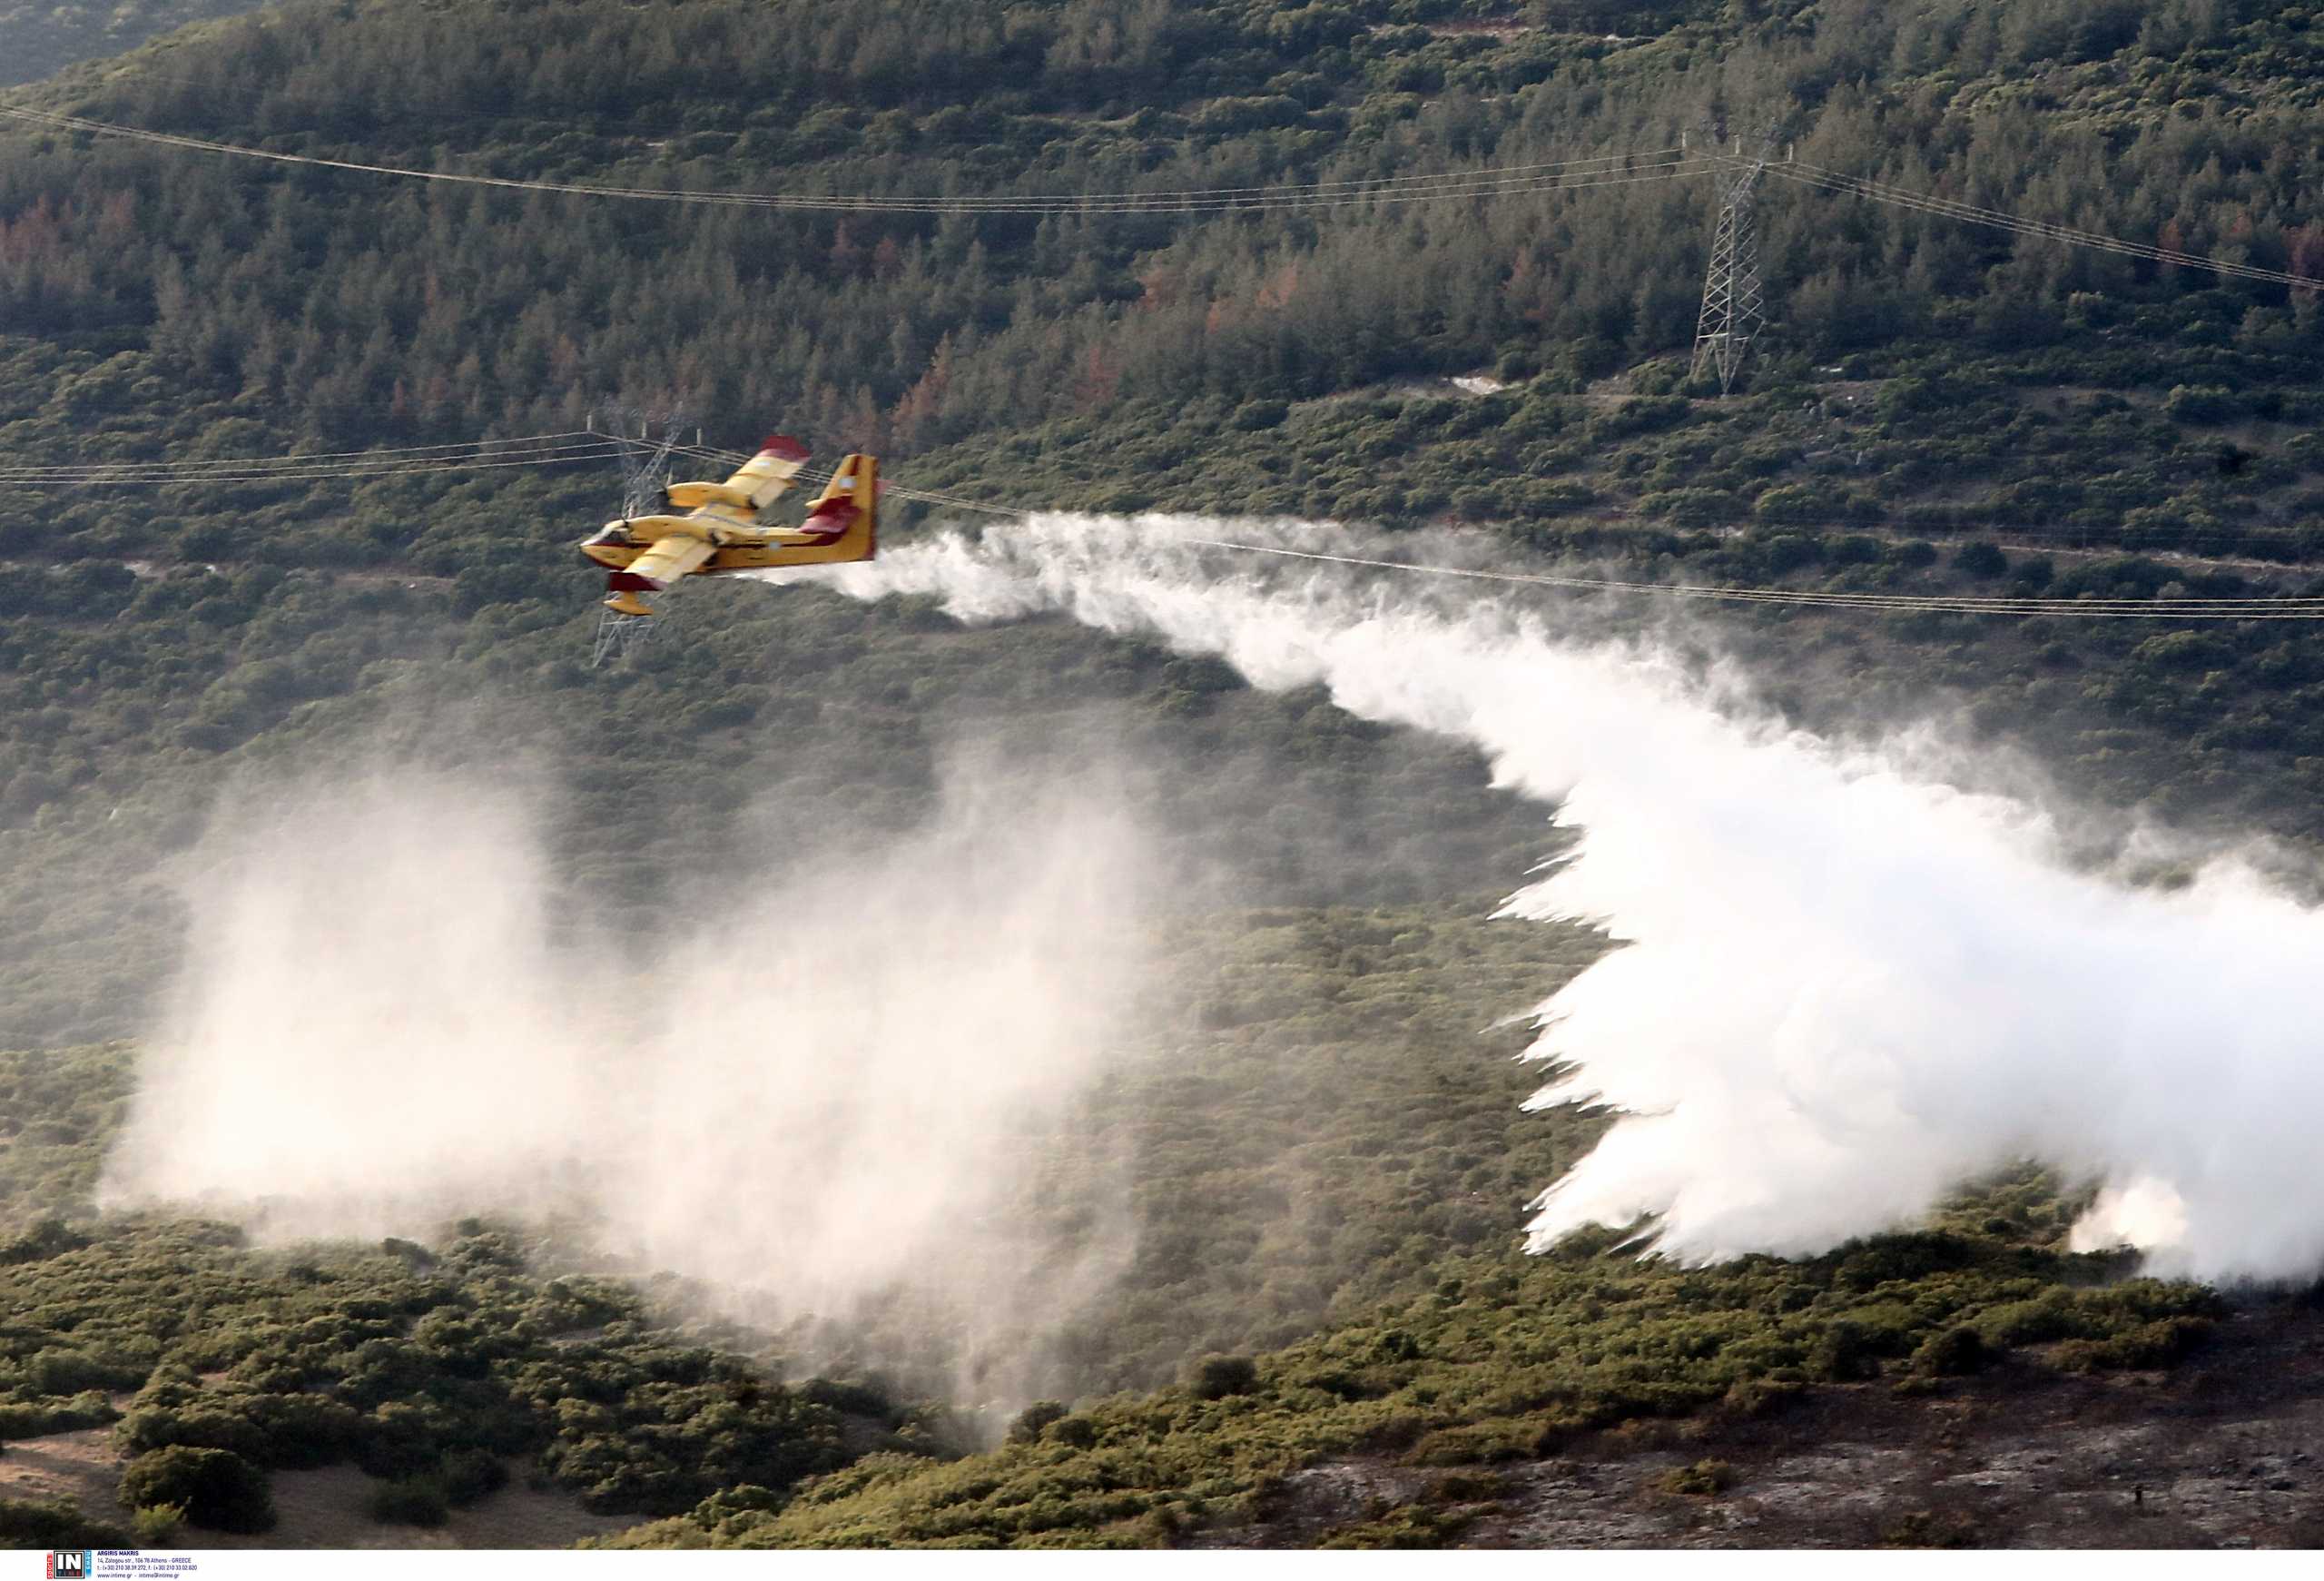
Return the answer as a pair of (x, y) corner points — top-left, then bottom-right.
(727, 148), (1705, 211)
(1762, 158), (2319, 291)
(25, 64), (1688, 203)
(7, 429), (2317, 617)
(0, 92), (2305, 268)
(0, 432), (619, 486)
(3, 102), (2315, 609)
(0, 106), (1702, 212)
(1175, 539), (2324, 618)
(0, 429), (604, 474)
(671, 441), (2324, 619)
(5, 101), (2306, 283)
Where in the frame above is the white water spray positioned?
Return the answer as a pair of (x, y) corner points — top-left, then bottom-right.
(783, 513), (2324, 1282)
(105, 760), (1150, 1401)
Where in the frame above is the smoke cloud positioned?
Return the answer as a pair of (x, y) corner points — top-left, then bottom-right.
(779, 513), (2324, 1283)
(105, 756), (1151, 1403)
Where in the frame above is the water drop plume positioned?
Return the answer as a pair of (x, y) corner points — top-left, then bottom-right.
(107, 755), (1153, 1401)
(778, 512), (2324, 1282)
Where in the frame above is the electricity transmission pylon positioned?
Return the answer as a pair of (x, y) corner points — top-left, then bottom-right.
(1691, 133), (1779, 396)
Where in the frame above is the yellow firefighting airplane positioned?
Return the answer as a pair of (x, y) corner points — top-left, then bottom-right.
(579, 435), (877, 660)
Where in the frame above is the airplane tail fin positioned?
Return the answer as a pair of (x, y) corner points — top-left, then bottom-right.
(796, 454), (878, 562)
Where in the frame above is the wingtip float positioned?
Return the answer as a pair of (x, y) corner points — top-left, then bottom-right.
(579, 436), (877, 663)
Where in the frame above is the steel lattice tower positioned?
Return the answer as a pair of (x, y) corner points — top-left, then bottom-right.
(1692, 141), (1771, 396)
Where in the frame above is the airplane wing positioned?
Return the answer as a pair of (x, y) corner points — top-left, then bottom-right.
(722, 434), (811, 510)
(624, 534), (717, 588)
(662, 436), (811, 518)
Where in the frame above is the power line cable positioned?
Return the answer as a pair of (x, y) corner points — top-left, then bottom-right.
(1764, 159), (2319, 291)
(0, 437), (619, 486)
(1173, 538), (2324, 618)
(672, 441), (2324, 618)
(0, 106), (1699, 212)
(0, 430), (606, 478)
(10, 101), (2302, 284)
(679, 440), (2314, 566)
(15, 429), (2317, 616)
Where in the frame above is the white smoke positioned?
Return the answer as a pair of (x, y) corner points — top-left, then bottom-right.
(104, 758), (1150, 1401)
(776, 513), (2324, 1283)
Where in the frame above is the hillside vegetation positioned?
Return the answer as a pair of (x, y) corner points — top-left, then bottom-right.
(1, 0), (2321, 1550)
(0, 932), (2230, 1549)
(0, 3), (262, 90)
(4, 1), (2324, 1043)
(607, 1226), (2221, 1549)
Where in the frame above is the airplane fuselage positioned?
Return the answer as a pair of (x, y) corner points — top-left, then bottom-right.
(580, 519), (866, 574)
(578, 451), (877, 584)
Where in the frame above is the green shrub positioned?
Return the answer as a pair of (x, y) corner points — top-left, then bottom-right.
(440, 1449), (510, 1507)
(369, 1475), (450, 1527)
(1046, 1415), (1100, 1449)
(1749, 533), (1820, 574)
(1427, 1470), (1509, 1504)
(1720, 1377), (1803, 1417)
(1008, 1401), (1069, 1445)
(1187, 1355), (1258, 1400)
(236, 1390), (364, 1469)
(131, 1502), (184, 1546)
(1406, 1419), (1537, 1467)
(1809, 1321), (1881, 1382)
(1641, 487), (1741, 524)
(115, 1402), (266, 1460)
(1910, 1327), (1989, 1378)
(1952, 541), (2007, 578)
(0, 1218), (89, 1265)
(1317, 1502), (1472, 1548)
(0, 1497), (133, 1549)
(1753, 481), (1850, 525)
(1659, 1458), (1736, 1496)
(2162, 384), (2240, 424)
(1879, 1506), (1980, 1547)
(1974, 1291), (2080, 1349)
(119, 1447), (275, 1535)
(2055, 1318), (2213, 1373)
(0, 1391), (118, 1440)
(795, 1379), (891, 1418)
(24, 1348), (143, 1395)
(1832, 1231), (1980, 1290)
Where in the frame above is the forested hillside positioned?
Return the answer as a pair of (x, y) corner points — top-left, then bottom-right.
(1, 0), (2321, 979)
(4, 0), (2324, 1550)
(0, 2), (264, 89)
(9, 0), (2323, 448)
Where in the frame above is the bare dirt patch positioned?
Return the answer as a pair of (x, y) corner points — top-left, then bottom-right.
(0, 1429), (624, 1550)
(0, 1426), (124, 1524)
(236, 1465), (628, 1550)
